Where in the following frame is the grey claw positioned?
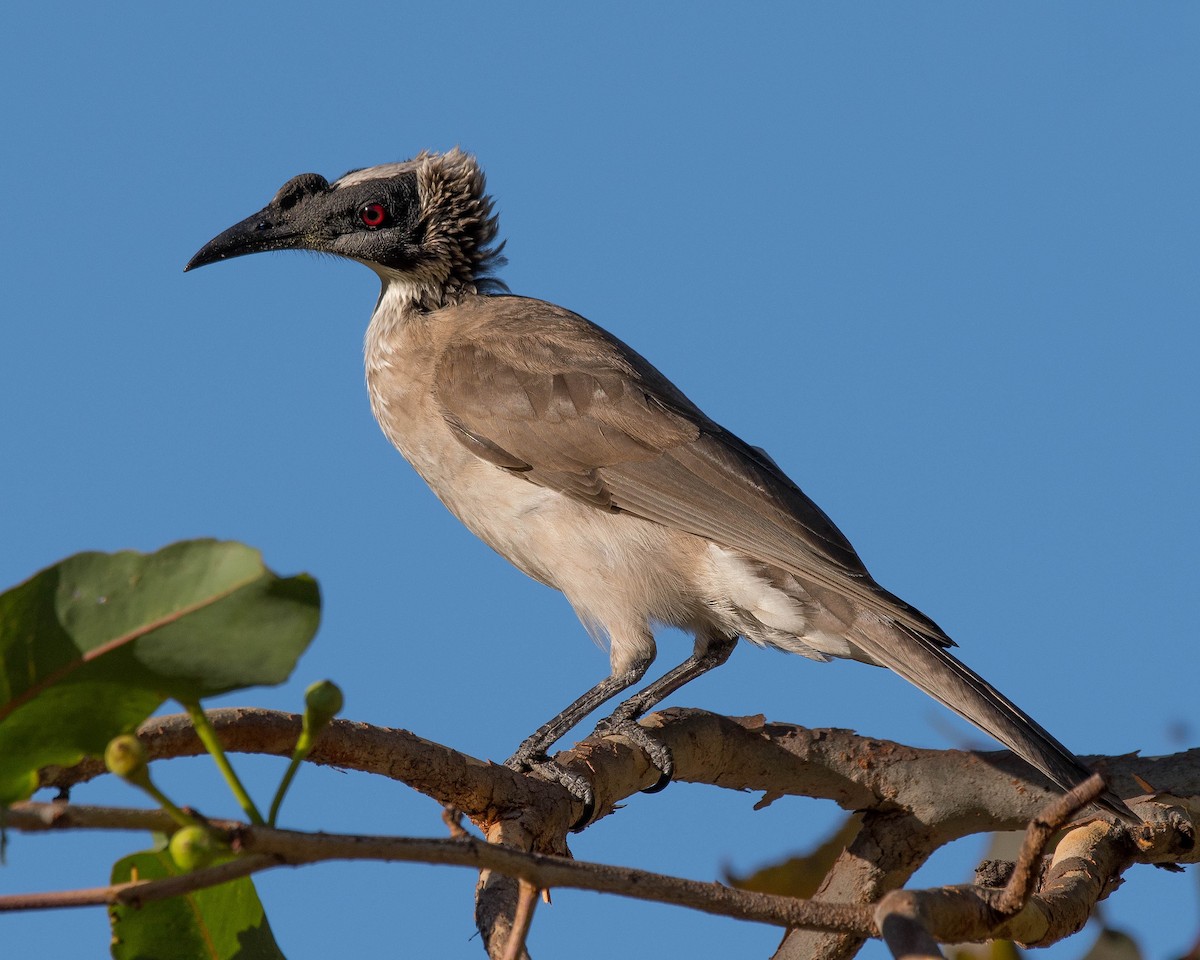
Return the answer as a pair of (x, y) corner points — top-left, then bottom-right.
(641, 769), (672, 794)
(506, 750), (596, 831)
(527, 761), (596, 831)
(595, 716), (674, 795)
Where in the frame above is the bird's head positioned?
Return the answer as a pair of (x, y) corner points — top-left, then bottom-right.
(185, 148), (505, 309)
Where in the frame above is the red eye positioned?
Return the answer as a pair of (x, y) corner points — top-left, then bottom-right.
(358, 202), (388, 228)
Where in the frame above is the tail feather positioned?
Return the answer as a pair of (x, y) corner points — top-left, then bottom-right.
(853, 620), (1137, 824)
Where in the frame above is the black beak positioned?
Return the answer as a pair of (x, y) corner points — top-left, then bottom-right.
(184, 206), (309, 272)
(185, 172), (333, 272)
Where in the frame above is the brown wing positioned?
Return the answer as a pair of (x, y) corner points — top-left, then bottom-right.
(434, 296), (947, 641)
(432, 298), (1147, 821)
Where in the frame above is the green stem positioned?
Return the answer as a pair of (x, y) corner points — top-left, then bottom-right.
(267, 741), (308, 828)
(183, 700), (264, 825)
(267, 680), (343, 826)
(137, 778), (201, 830)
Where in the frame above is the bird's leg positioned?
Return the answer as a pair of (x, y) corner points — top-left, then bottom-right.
(505, 656), (653, 829)
(594, 633), (738, 794)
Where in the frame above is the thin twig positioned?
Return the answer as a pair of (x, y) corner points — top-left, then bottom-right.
(5, 802), (874, 934)
(442, 806), (470, 839)
(995, 773), (1105, 915)
(500, 880), (538, 960)
(0, 855), (278, 912)
(873, 774), (1111, 958)
(875, 895), (944, 960)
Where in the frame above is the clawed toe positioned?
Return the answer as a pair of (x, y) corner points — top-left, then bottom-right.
(506, 751), (596, 831)
(640, 767), (672, 794)
(529, 760), (595, 830)
(595, 716), (674, 795)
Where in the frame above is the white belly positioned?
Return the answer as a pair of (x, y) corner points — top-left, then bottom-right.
(364, 292), (868, 675)
(400, 431), (867, 671)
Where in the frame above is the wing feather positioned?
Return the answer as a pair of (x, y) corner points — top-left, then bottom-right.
(434, 297), (943, 639)
(431, 297), (1137, 820)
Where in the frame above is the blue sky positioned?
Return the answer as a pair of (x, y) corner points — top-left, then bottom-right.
(2, 4), (1197, 958)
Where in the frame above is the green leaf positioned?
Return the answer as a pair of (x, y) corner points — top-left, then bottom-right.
(949, 939), (1024, 960)
(110, 849), (285, 960)
(0, 540), (321, 803)
(724, 812), (863, 898)
(1079, 928), (1143, 960)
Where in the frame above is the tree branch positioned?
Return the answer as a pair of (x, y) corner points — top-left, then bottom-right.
(0, 853), (277, 911)
(874, 775), (1106, 959)
(4, 802), (874, 934)
(6, 780), (1187, 953)
(42, 707), (1192, 839)
(27, 706), (1200, 958)
(500, 880), (538, 960)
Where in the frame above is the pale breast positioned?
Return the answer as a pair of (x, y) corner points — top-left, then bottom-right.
(362, 287), (871, 675)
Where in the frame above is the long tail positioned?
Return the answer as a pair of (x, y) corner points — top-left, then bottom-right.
(853, 620), (1137, 823)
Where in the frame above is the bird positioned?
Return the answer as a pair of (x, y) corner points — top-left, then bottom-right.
(186, 148), (1136, 827)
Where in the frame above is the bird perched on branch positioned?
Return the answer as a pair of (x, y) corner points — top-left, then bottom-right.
(187, 148), (1135, 827)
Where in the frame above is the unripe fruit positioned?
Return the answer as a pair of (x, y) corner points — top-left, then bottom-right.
(104, 735), (148, 780)
(304, 680), (344, 728)
(169, 825), (218, 872)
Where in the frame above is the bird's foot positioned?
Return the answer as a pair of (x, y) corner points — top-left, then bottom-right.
(505, 749), (595, 832)
(593, 715), (673, 794)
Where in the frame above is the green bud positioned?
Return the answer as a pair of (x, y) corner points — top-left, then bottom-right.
(104, 735), (148, 781)
(303, 679), (344, 729)
(169, 825), (219, 872)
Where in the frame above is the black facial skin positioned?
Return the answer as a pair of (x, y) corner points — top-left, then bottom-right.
(185, 171), (423, 273)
